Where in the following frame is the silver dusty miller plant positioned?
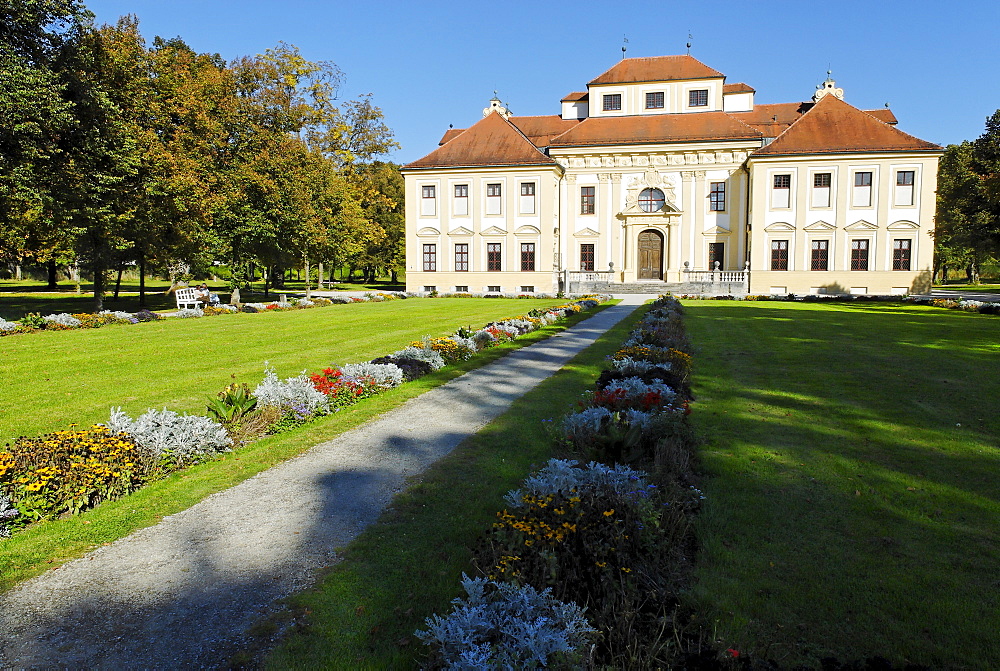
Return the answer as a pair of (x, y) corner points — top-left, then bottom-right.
(106, 407), (232, 464)
(416, 575), (595, 670)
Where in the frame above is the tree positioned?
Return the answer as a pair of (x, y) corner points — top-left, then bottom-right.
(0, 0), (88, 281)
(935, 112), (1000, 284)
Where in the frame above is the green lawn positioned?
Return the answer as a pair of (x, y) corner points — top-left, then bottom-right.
(934, 283), (1000, 294)
(0, 298), (593, 592)
(684, 301), (1000, 667)
(0, 298), (568, 446)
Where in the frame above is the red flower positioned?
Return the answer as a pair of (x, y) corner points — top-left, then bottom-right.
(727, 648), (740, 658)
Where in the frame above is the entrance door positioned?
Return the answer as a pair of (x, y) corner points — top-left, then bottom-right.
(638, 229), (663, 280)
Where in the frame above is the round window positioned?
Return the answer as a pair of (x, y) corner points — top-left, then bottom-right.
(638, 188), (665, 212)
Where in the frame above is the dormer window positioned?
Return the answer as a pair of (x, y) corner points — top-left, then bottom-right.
(689, 89), (708, 107)
(602, 94), (622, 111)
(638, 188), (665, 213)
(645, 92), (664, 109)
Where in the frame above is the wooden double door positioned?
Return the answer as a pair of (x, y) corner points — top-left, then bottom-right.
(637, 229), (664, 280)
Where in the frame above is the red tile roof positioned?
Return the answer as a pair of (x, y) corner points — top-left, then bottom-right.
(734, 102), (899, 138)
(751, 95), (941, 157)
(509, 115), (584, 146)
(548, 112), (762, 147)
(724, 82), (755, 94)
(589, 55), (724, 85)
(438, 115), (582, 148)
(438, 128), (464, 145)
(561, 91), (588, 102)
(406, 112), (559, 170)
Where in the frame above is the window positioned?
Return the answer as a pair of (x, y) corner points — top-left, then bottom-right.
(455, 285), (468, 292)
(708, 242), (725, 269)
(487, 285), (501, 293)
(895, 170), (915, 206)
(645, 91), (664, 109)
(709, 182), (726, 211)
(423, 286), (436, 292)
(689, 89), (708, 107)
(520, 286), (535, 293)
(454, 243), (469, 272)
(602, 94), (621, 111)
(580, 186), (595, 214)
(851, 239), (869, 271)
(638, 188), (665, 213)
(893, 239), (912, 270)
(520, 243), (535, 271)
(487, 242), (502, 271)
(486, 182), (502, 215)
(420, 185), (436, 216)
(812, 172), (831, 208)
(853, 172), (872, 207)
(772, 174), (791, 209)
(811, 240), (829, 271)
(580, 243), (595, 271)
(422, 244), (436, 271)
(519, 182), (535, 214)
(770, 240), (789, 270)
(454, 184), (469, 215)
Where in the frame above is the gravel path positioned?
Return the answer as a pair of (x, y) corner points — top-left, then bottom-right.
(0, 296), (649, 669)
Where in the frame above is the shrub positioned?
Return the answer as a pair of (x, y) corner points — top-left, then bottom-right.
(410, 336), (476, 363)
(391, 345), (446, 370)
(309, 367), (380, 408)
(106, 407), (232, 468)
(0, 425), (153, 522)
(370, 355), (434, 382)
(477, 461), (696, 667)
(240, 305), (259, 313)
(206, 383), (258, 424)
(173, 308), (203, 318)
(416, 575), (596, 670)
(1, 493), (21, 538)
(338, 362), (404, 389)
(133, 309), (161, 322)
(18, 313), (46, 329)
(42, 313), (81, 329)
(0, 318), (23, 334)
(202, 305), (236, 316)
(253, 367), (330, 416)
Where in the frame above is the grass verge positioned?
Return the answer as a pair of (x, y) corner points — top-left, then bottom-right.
(0, 300), (605, 593)
(684, 300), (1000, 668)
(261, 304), (651, 669)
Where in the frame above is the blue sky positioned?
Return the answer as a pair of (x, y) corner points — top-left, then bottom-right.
(83, 0), (1000, 164)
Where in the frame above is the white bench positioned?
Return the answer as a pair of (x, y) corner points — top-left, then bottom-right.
(175, 287), (204, 310)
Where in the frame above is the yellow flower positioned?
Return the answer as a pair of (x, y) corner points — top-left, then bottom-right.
(603, 509), (615, 517)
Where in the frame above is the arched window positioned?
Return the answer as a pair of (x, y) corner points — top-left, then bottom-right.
(638, 188), (665, 213)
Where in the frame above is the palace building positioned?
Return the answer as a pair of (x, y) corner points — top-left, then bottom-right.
(401, 55), (942, 296)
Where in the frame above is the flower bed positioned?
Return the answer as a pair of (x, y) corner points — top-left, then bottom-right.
(420, 295), (707, 667)
(0, 296), (610, 538)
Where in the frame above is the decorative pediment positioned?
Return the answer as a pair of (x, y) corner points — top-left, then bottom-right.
(887, 220), (919, 230)
(515, 225), (541, 235)
(481, 226), (507, 236)
(764, 222), (795, 232)
(448, 226), (474, 236)
(804, 220), (835, 231)
(619, 169), (682, 217)
(701, 225), (732, 236)
(574, 227), (600, 237)
(416, 226), (441, 236)
(845, 219), (878, 231)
